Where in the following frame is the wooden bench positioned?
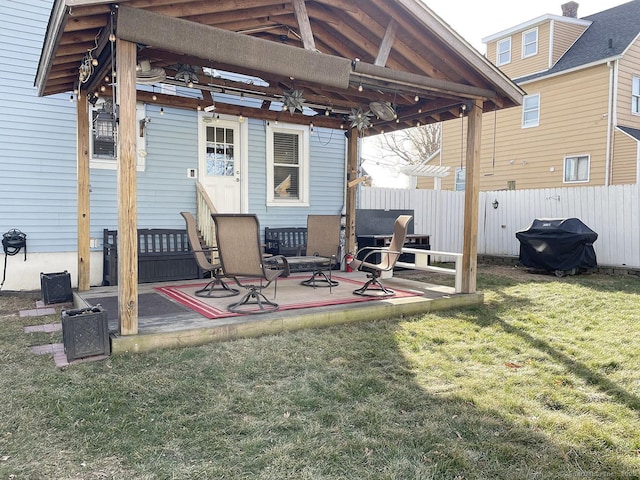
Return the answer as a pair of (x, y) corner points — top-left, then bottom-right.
(103, 228), (202, 286)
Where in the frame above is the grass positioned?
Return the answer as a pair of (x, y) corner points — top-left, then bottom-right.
(1, 266), (640, 479)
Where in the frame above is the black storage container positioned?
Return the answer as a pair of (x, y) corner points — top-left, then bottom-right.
(61, 306), (110, 362)
(516, 218), (598, 276)
(40, 271), (73, 305)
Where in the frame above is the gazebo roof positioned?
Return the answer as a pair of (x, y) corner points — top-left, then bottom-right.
(35, 0), (524, 135)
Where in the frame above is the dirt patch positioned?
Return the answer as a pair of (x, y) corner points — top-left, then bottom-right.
(0, 291), (41, 318)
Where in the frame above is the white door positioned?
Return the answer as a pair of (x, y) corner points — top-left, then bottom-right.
(198, 118), (241, 212)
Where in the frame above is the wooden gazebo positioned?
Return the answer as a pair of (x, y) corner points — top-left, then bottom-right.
(35, 0), (524, 335)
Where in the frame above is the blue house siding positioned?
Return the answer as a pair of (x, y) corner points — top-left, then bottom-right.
(89, 105), (200, 232)
(2, 0), (346, 265)
(1, 0), (78, 253)
(247, 122), (346, 230)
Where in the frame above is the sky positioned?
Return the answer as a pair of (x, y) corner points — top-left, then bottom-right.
(429, 0), (632, 52)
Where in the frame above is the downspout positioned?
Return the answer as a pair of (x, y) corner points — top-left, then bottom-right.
(605, 60), (616, 186)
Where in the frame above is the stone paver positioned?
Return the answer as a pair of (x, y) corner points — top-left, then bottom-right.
(20, 308), (56, 317)
(24, 323), (62, 333)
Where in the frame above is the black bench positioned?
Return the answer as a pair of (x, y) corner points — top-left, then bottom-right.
(103, 228), (202, 286)
(264, 227), (307, 256)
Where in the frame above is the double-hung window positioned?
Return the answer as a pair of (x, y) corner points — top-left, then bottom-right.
(564, 155), (590, 183)
(632, 76), (640, 114)
(522, 28), (538, 58)
(267, 122), (309, 205)
(497, 38), (511, 66)
(89, 99), (147, 170)
(522, 94), (540, 128)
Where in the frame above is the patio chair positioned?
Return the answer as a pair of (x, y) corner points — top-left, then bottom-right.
(180, 211), (239, 298)
(212, 213), (289, 314)
(298, 215), (341, 291)
(349, 214), (413, 297)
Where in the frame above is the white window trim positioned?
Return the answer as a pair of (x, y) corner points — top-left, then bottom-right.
(266, 122), (310, 206)
(563, 154), (590, 184)
(90, 102), (147, 171)
(522, 94), (540, 128)
(522, 27), (538, 58)
(632, 76), (640, 115)
(496, 37), (511, 66)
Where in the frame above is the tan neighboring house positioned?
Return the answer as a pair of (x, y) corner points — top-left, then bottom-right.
(425, 1), (640, 191)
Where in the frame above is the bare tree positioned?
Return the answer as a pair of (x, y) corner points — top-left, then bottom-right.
(369, 123), (441, 167)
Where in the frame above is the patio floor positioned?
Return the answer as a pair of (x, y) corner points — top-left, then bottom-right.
(74, 271), (483, 355)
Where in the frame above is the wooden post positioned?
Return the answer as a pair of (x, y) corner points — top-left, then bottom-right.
(461, 99), (483, 293)
(116, 39), (139, 335)
(76, 95), (91, 291)
(345, 128), (359, 256)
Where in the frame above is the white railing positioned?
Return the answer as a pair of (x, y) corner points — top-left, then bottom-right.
(195, 181), (218, 248)
(397, 248), (463, 293)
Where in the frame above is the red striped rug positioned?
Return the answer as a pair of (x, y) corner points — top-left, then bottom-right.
(155, 274), (420, 319)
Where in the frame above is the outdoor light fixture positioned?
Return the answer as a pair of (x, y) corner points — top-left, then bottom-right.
(175, 64), (198, 87)
(348, 106), (373, 131)
(281, 88), (305, 115)
(492, 199), (499, 209)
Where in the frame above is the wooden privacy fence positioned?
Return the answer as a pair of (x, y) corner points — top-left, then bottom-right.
(359, 184), (640, 269)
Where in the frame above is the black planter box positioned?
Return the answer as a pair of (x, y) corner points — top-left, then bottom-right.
(61, 306), (110, 362)
(40, 271), (73, 305)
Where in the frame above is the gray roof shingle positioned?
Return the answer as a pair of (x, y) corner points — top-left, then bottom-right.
(617, 125), (640, 140)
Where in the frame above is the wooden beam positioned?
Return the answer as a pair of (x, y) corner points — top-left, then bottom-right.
(374, 19), (397, 66)
(345, 128), (359, 256)
(291, 0), (316, 51)
(116, 39), (139, 335)
(461, 99), (483, 293)
(76, 95), (91, 291)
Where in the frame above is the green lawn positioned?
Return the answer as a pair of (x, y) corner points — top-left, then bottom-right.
(1, 266), (639, 479)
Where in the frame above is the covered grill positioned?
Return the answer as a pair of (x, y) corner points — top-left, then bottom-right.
(516, 218), (598, 276)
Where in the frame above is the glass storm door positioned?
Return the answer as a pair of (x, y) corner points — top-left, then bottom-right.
(198, 120), (241, 213)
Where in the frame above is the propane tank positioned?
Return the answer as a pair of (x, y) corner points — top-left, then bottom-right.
(345, 253), (354, 272)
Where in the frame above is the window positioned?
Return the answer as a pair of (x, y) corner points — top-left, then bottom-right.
(497, 38), (511, 66)
(632, 76), (640, 114)
(522, 94), (540, 128)
(564, 155), (590, 183)
(89, 100), (146, 170)
(266, 122), (309, 205)
(454, 167), (466, 191)
(205, 126), (235, 176)
(522, 28), (538, 58)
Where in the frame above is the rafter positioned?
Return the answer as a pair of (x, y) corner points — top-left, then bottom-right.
(375, 19), (397, 66)
(291, 0), (316, 50)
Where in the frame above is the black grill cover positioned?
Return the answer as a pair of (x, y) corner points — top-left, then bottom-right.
(516, 218), (598, 272)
